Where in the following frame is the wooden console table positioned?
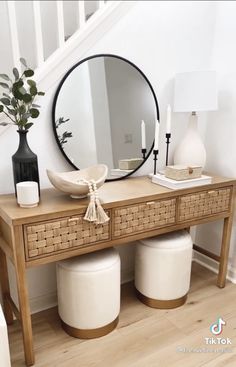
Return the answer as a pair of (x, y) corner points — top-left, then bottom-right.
(0, 175), (235, 366)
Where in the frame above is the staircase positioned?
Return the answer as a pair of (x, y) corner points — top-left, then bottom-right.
(0, 0), (137, 133)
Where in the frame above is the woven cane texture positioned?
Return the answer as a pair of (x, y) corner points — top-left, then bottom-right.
(113, 199), (176, 238)
(179, 188), (231, 221)
(24, 213), (110, 259)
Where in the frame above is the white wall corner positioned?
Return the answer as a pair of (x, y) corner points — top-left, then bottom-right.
(30, 291), (58, 315)
(193, 250), (236, 284)
(121, 268), (134, 285)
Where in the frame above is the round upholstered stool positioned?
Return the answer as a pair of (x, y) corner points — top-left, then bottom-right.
(135, 230), (193, 309)
(57, 248), (120, 339)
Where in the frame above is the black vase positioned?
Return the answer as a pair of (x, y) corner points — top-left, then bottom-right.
(12, 130), (40, 195)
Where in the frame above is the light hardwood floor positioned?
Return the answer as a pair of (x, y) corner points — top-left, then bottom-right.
(8, 263), (236, 367)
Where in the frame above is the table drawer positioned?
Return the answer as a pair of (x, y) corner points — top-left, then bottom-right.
(179, 187), (231, 222)
(113, 198), (176, 238)
(24, 212), (111, 259)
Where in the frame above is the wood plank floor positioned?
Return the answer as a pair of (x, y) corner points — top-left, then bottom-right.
(8, 263), (236, 367)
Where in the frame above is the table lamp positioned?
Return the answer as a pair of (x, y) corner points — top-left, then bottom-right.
(173, 70), (217, 168)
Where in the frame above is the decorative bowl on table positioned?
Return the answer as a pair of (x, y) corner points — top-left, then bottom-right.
(46, 164), (108, 199)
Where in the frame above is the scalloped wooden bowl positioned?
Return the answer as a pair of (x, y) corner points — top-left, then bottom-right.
(46, 164), (108, 199)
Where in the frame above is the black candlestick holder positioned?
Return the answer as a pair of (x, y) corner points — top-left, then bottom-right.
(165, 133), (171, 166)
(141, 148), (147, 159)
(153, 149), (158, 175)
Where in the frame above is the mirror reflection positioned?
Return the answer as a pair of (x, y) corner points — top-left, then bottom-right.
(53, 55), (158, 179)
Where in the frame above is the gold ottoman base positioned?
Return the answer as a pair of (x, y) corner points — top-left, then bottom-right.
(136, 289), (187, 309)
(61, 316), (119, 339)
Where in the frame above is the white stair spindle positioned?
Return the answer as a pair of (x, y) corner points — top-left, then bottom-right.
(77, 1), (86, 29)
(32, 1), (44, 67)
(6, 1), (21, 70)
(98, 1), (105, 9)
(56, 1), (65, 47)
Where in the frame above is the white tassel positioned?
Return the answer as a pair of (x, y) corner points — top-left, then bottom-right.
(83, 179), (110, 224)
(83, 181), (97, 222)
(95, 198), (110, 224)
(92, 181), (110, 224)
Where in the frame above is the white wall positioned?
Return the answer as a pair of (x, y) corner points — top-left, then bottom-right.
(0, 2), (15, 76)
(56, 62), (98, 167)
(105, 57), (156, 167)
(0, 1), (219, 312)
(88, 58), (114, 170)
(40, 1), (58, 60)
(63, 1), (78, 39)
(195, 2), (236, 279)
(15, 1), (37, 69)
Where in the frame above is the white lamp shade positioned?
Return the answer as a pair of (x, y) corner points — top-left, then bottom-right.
(173, 71), (218, 112)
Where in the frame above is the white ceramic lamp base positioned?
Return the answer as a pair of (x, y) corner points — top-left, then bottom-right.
(174, 113), (206, 168)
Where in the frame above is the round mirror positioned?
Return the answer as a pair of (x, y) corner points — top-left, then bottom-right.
(52, 54), (159, 180)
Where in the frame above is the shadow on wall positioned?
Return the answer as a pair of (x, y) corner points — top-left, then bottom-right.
(115, 243), (136, 283)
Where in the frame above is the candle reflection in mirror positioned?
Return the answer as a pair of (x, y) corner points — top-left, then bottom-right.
(153, 119), (159, 175)
(166, 104), (172, 166)
(141, 120), (147, 159)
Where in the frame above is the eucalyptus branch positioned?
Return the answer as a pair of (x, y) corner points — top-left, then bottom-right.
(0, 57), (45, 130)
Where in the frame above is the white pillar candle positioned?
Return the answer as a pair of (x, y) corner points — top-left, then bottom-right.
(141, 120), (146, 149)
(154, 119), (159, 150)
(166, 104), (172, 134)
(16, 181), (39, 208)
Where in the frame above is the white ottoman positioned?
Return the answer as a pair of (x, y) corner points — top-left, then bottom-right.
(135, 230), (193, 309)
(57, 248), (120, 339)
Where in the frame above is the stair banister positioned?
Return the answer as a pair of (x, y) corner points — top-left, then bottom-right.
(6, 1), (21, 71)
(56, 1), (65, 47)
(77, 1), (86, 29)
(99, 1), (105, 9)
(33, 1), (44, 67)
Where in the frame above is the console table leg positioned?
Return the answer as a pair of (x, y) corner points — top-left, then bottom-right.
(217, 216), (233, 288)
(0, 247), (14, 325)
(13, 227), (35, 367)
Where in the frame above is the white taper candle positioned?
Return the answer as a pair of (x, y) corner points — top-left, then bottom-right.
(154, 119), (159, 150)
(141, 120), (146, 149)
(166, 104), (172, 134)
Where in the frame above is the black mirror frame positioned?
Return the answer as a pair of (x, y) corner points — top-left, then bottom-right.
(52, 53), (160, 181)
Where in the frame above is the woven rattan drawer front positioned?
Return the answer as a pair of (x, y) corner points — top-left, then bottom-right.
(179, 187), (231, 222)
(24, 212), (110, 259)
(113, 198), (176, 238)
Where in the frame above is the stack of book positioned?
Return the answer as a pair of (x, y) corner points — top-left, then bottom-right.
(152, 173), (212, 189)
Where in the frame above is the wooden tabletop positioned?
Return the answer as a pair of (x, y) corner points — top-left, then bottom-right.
(0, 175), (235, 225)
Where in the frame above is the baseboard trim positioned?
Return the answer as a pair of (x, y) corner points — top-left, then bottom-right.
(121, 269), (134, 285)
(30, 292), (57, 315)
(193, 250), (236, 284)
(30, 254), (236, 314)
